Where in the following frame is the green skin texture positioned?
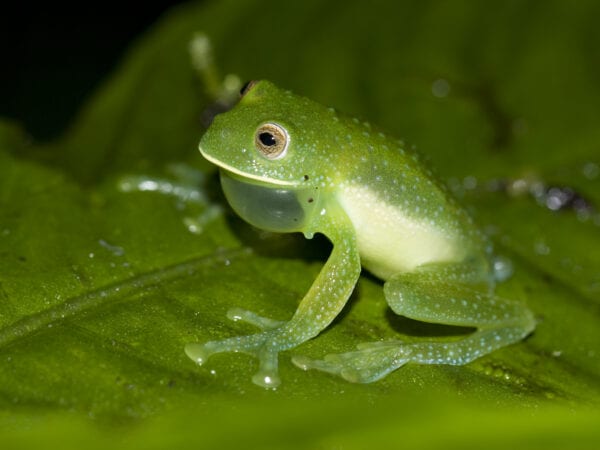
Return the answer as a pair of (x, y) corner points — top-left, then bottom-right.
(186, 80), (535, 389)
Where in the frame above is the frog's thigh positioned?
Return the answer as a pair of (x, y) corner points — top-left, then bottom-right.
(381, 264), (536, 366)
(384, 265), (531, 329)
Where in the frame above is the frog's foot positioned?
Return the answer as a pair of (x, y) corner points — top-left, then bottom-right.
(292, 341), (412, 383)
(185, 308), (287, 389)
(294, 324), (533, 383)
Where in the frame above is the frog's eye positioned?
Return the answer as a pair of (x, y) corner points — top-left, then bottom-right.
(255, 123), (289, 159)
(240, 80), (258, 97)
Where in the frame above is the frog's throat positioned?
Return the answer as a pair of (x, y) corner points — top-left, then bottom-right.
(200, 148), (297, 187)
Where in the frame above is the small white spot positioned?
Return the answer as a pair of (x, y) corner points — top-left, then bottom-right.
(431, 78), (450, 98)
(463, 176), (477, 190)
(583, 162), (599, 180)
(534, 240), (550, 255)
(138, 180), (159, 191)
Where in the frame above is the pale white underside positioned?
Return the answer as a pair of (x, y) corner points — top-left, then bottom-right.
(338, 185), (462, 280)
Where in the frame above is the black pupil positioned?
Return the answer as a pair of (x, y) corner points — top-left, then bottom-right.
(259, 132), (277, 147)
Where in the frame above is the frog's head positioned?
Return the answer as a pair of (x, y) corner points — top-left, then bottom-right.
(199, 80), (332, 233)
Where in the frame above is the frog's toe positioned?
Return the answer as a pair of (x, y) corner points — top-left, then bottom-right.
(339, 357), (410, 383)
(226, 307), (285, 330)
(292, 354), (345, 376)
(186, 333), (263, 364)
(252, 348), (281, 389)
(292, 353), (371, 382)
(185, 341), (219, 365)
(292, 344), (412, 383)
(185, 336), (247, 365)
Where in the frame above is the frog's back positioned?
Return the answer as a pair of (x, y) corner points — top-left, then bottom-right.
(329, 117), (488, 281)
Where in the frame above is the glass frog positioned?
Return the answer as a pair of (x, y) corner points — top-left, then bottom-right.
(185, 80), (535, 389)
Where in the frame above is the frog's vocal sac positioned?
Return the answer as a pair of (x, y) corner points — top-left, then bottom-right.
(185, 80), (535, 389)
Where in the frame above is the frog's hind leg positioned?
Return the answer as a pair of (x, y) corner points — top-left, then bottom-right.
(292, 264), (535, 383)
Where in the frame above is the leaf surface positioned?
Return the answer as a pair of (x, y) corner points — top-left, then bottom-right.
(1, 0), (599, 447)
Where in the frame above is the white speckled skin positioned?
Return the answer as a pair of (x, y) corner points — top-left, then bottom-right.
(186, 81), (535, 388)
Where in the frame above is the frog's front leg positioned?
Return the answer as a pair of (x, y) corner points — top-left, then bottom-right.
(186, 231), (361, 388)
(293, 262), (536, 383)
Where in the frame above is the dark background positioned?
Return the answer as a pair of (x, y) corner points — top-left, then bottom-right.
(0, 2), (188, 141)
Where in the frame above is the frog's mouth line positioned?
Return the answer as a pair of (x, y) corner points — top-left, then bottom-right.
(200, 147), (298, 188)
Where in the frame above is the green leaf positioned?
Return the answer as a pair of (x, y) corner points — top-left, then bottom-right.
(1, 0), (599, 448)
